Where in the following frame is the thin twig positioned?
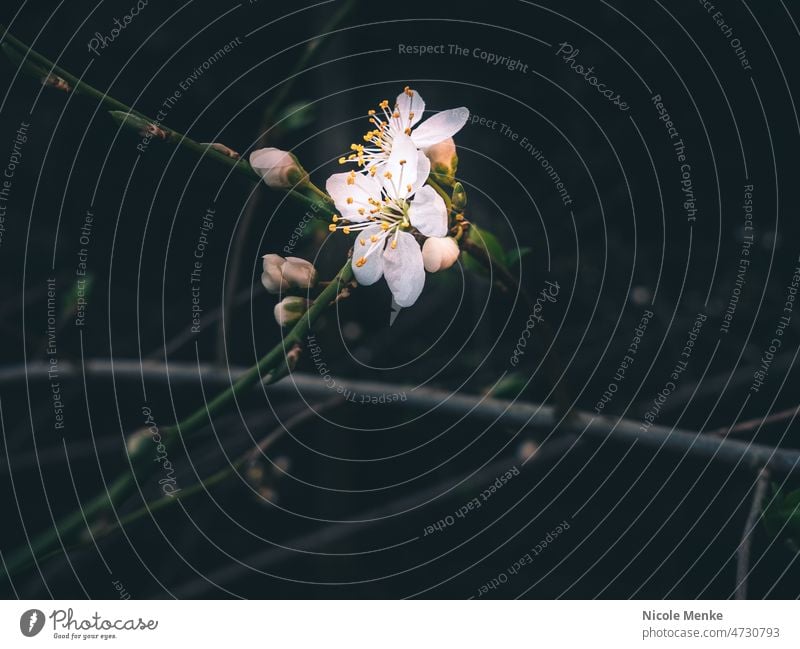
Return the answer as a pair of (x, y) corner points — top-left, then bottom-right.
(6, 361), (800, 479)
(735, 467), (771, 599)
(708, 406), (800, 438)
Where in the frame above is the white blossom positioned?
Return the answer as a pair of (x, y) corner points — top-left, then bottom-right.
(340, 87), (468, 174)
(326, 135), (447, 307)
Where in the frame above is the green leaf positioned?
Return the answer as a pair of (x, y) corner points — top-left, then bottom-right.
(486, 373), (529, 399)
(465, 224), (507, 266)
(275, 101), (316, 132)
(507, 246), (532, 266)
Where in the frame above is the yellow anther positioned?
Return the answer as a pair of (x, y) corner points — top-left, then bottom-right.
(338, 157), (346, 164)
(404, 86), (413, 96)
(346, 197), (354, 204)
(381, 222), (389, 231)
(359, 238), (366, 246)
(455, 213), (465, 221)
(368, 109), (376, 115)
(369, 166), (377, 176)
(399, 159), (407, 165)
(404, 127), (412, 135)
(332, 215), (339, 222)
(370, 235), (378, 242)
(384, 171), (392, 179)
(343, 226), (351, 235)
(391, 239), (398, 249)
(379, 100), (389, 109)
(356, 257), (367, 267)
(393, 111), (400, 119)
(406, 184), (412, 192)
(358, 208), (365, 215)
(328, 223), (337, 232)
(408, 112), (415, 120)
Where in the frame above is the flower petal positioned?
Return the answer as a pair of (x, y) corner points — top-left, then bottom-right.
(411, 107), (469, 149)
(326, 171), (381, 221)
(394, 88), (425, 131)
(351, 224), (385, 286)
(408, 185), (448, 237)
(411, 149), (431, 195)
(383, 231), (425, 307)
(381, 134), (419, 199)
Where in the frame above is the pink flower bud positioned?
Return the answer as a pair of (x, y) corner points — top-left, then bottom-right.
(422, 237), (460, 273)
(273, 296), (310, 327)
(249, 147), (306, 189)
(261, 254), (318, 293)
(423, 137), (457, 177)
(281, 257), (318, 289)
(261, 254), (289, 293)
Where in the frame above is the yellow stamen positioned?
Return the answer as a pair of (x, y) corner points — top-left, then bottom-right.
(328, 224), (337, 232)
(356, 257), (367, 267)
(342, 226), (351, 235)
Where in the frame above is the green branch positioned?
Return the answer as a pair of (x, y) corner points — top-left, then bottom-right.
(0, 262), (352, 581)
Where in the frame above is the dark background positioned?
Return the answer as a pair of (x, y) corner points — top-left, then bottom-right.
(1, 0), (799, 598)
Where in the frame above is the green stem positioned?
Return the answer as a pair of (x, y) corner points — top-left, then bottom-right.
(0, 262), (352, 581)
(1, 29), (335, 217)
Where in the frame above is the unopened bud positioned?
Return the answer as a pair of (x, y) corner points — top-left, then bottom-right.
(451, 181), (467, 210)
(282, 257), (318, 288)
(261, 254), (317, 293)
(249, 147), (307, 189)
(274, 296), (310, 327)
(422, 237), (460, 273)
(424, 137), (458, 178)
